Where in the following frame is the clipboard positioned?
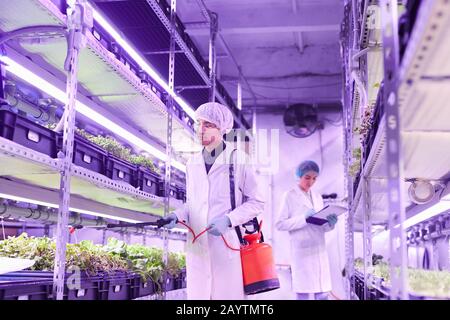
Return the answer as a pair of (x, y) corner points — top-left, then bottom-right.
(305, 205), (347, 226)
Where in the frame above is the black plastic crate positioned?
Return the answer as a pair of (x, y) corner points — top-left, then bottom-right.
(174, 269), (186, 289)
(158, 182), (178, 198)
(176, 186), (186, 202)
(160, 273), (176, 292)
(103, 271), (136, 300)
(135, 167), (160, 195)
(0, 275), (52, 300)
(67, 135), (108, 175)
(64, 272), (107, 300)
(133, 276), (157, 298)
(105, 155), (137, 186)
(0, 109), (59, 157)
(5, 270), (107, 300)
(353, 171), (361, 196)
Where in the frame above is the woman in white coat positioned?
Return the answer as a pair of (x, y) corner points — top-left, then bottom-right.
(161, 102), (265, 300)
(275, 161), (337, 300)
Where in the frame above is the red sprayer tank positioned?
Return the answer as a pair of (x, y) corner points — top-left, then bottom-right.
(240, 232), (280, 295)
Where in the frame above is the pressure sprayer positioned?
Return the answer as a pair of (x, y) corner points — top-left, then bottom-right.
(176, 219), (280, 295)
(70, 217), (280, 295)
(71, 148), (280, 295)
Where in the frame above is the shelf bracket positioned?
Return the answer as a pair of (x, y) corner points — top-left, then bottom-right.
(53, 0), (93, 301)
(380, 0), (407, 300)
(161, 0), (177, 301)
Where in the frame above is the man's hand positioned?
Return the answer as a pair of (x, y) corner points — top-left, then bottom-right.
(160, 213), (178, 229)
(207, 215), (231, 236)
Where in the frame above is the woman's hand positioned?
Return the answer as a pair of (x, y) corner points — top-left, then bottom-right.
(326, 214), (338, 227)
(305, 209), (316, 218)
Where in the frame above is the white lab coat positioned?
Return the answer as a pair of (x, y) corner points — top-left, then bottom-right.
(174, 143), (265, 300)
(275, 186), (334, 293)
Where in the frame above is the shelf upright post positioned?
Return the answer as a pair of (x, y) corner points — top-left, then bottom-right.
(161, 0), (177, 300)
(380, 0), (407, 300)
(53, 0), (92, 300)
(147, 0), (246, 129)
(341, 1), (356, 300)
(208, 12), (218, 102)
(362, 176), (373, 300)
(0, 62), (5, 102)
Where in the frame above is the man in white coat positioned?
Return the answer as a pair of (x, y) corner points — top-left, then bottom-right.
(275, 160), (337, 300)
(161, 102), (265, 300)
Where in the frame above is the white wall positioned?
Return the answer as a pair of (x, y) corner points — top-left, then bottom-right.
(255, 112), (347, 299)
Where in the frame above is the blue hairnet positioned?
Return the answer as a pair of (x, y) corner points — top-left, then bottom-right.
(296, 160), (320, 178)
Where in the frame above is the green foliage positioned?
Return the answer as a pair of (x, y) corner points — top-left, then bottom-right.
(75, 129), (159, 173)
(103, 238), (185, 295)
(45, 124), (160, 174)
(0, 234), (128, 274)
(352, 147), (361, 159)
(0, 234), (185, 288)
(349, 161), (361, 177)
(354, 256), (450, 298)
(104, 238), (184, 284)
(44, 123), (57, 130)
(65, 240), (129, 275)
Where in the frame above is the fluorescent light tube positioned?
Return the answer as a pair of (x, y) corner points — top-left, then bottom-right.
(92, 9), (197, 120)
(403, 201), (450, 229)
(0, 193), (140, 223)
(0, 56), (185, 172)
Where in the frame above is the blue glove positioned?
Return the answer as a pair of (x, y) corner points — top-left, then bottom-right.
(326, 214), (338, 227)
(161, 213), (178, 229)
(207, 215), (231, 236)
(305, 209), (316, 218)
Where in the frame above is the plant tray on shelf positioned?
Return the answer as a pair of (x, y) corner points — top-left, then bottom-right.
(105, 155), (137, 186)
(135, 167), (160, 195)
(0, 109), (59, 158)
(69, 135), (108, 175)
(0, 274), (53, 300)
(158, 182), (179, 199)
(102, 271), (136, 300)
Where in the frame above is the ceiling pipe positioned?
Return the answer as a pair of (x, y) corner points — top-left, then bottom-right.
(0, 200), (187, 240)
(0, 201), (103, 227)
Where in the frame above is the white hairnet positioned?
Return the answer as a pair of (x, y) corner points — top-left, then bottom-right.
(195, 102), (234, 133)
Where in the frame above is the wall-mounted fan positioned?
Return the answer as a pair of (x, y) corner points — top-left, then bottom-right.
(283, 104), (321, 138)
(408, 180), (435, 204)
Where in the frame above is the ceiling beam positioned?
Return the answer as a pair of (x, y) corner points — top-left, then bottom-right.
(202, 53), (229, 59)
(239, 96), (342, 104)
(185, 24), (341, 36)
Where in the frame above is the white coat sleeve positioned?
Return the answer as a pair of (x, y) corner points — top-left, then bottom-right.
(173, 203), (189, 223)
(275, 192), (308, 231)
(227, 161), (265, 227)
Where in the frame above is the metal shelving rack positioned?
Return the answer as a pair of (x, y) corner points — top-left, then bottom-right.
(0, 0), (200, 157)
(0, 0), (226, 299)
(342, 0), (450, 300)
(145, 0), (247, 130)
